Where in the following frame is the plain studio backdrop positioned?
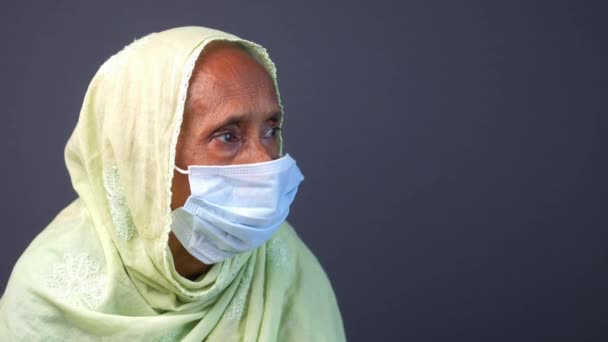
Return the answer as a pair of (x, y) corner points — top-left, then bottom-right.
(1, 1), (606, 341)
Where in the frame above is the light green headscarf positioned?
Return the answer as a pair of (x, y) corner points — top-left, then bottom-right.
(0, 26), (345, 341)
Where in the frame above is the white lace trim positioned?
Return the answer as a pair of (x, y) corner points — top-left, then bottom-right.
(97, 33), (156, 76)
(165, 36), (223, 296)
(103, 165), (135, 240)
(47, 253), (107, 310)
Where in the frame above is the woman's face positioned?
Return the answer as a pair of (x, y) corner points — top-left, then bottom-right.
(171, 42), (281, 210)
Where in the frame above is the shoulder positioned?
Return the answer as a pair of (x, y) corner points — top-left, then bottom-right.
(0, 199), (107, 339)
(9, 199), (103, 285)
(266, 221), (328, 281)
(273, 222), (340, 282)
(268, 222), (347, 341)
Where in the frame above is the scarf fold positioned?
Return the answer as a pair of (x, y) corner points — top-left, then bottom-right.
(0, 26), (345, 341)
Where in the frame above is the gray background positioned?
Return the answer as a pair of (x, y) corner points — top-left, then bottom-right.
(1, 1), (606, 340)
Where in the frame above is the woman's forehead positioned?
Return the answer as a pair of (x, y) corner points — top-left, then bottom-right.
(186, 45), (278, 113)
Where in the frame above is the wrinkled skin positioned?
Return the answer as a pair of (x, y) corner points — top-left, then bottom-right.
(169, 41), (281, 279)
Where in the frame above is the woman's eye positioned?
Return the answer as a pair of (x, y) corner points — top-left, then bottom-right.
(215, 131), (239, 143)
(263, 126), (281, 138)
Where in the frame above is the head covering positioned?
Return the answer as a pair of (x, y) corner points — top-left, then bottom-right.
(0, 26), (345, 341)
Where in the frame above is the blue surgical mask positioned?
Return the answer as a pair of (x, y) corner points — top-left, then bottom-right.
(170, 154), (304, 264)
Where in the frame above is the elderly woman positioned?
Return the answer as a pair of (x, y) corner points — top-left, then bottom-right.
(0, 26), (345, 341)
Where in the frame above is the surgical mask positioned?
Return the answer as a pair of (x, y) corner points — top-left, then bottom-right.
(170, 154), (304, 265)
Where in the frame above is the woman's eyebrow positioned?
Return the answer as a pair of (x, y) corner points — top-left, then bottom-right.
(213, 111), (281, 128)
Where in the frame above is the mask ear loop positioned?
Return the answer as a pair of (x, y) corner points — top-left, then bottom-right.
(174, 165), (190, 174)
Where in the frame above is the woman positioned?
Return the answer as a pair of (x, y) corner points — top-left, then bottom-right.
(0, 26), (345, 341)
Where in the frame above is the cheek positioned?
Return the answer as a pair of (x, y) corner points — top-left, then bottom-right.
(264, 138), (280, 158)
(170, 173), (191, 210)
(208, 139), (241, 158)
(174, 130), (191, 164)
(175, 131), (207, 164)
